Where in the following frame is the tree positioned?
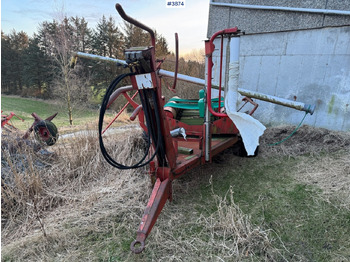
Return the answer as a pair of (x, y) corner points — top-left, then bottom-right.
(122, 23), (170, 57)
(92, 16), (123, 58)
(22, 36), (52, 97)
(122, 22), (149, 48)
(1, 13), (174, 112)
(91, 16), (125, 95)
(37, 17), (91, 125)
(155, 32), (170, 57)
(1, 31), (13, 94)
(1, 30), (29, 95)
(71, 16), (92, 53)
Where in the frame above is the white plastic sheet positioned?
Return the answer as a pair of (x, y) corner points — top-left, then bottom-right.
(225, 62), (266, 156)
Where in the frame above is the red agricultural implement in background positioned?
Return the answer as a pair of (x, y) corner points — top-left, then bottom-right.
(72, 3), (315, 253)
(1, 111), (24, 131)
(1, 111), (59, 147)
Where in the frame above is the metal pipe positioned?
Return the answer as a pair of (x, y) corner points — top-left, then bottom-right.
(72, 52), (127, 66)
(171, 33), (179, 90)
(238, 88), (315, 115)
(204, 57), (211, 162)
(160, 69), (315, 115)
(71, 52), (315, 115)
(159, 69), (206, 85)
(72, 52), (202, 85)
(210, 1), (350, 16)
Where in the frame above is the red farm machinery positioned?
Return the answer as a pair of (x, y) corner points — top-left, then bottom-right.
(72, 3), (315, 254)
(1, 111), (59, 147)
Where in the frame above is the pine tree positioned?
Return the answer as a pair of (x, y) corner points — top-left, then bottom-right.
(1, 30), (29, 95)
(22, 36), (52, 97)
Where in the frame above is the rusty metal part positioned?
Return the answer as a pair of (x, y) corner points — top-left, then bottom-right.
(103, 87), (139, 134)
(163, 106), (177, 118)
(206, 27), (240, 118)
(237, 97), (259, 115)
(107, 85), (134, 108)
(72, 4), (317, 255)
(129, 105), (143, 121)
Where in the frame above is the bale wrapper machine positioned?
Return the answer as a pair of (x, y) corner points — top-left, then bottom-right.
(72, 3), (315, 253)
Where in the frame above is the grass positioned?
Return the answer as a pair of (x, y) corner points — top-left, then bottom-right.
(201, 155), (350, 261)
(1, 95), (350, 261)
(4, 149), (349, 261)
(1, 95), (98, 131)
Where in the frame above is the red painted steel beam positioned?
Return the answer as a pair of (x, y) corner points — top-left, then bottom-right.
(130, 178), (171, 253)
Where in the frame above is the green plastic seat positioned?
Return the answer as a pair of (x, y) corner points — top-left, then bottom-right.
(164, 89), (224, 118)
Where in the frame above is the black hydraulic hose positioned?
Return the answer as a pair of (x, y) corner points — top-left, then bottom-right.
(98, 73), (160, 169)
(151, 89), (167, 166)
(139, 88), (166, 166)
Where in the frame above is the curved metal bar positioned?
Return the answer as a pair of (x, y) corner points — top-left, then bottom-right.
(171, 33), (179, 90)
(129, 104), (143, 121)
(107, 85), (134, 108)
(115, 3), (156, 47)
(206, 27), (238, 118)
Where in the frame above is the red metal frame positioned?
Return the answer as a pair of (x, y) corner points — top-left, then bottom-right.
(96, 4), (257, 254)
(205, 27), (238, 118)
(1, 111), (24, 129)
(2, 111), (58, 147)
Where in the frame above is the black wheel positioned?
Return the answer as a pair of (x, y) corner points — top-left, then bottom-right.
(34, 120), (59, 146)
(231, 138), (259, 157)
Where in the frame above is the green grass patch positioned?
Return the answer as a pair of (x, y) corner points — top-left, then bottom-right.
(1, 95), (98, 131)
(192, 155), (350, 261)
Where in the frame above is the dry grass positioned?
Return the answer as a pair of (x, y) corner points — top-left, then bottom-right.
(1, 125), (284, 261)
(259, 125), (350, 208)
(1, 128), (148, 245)
(2, 124), (349, 261)
(147, 186), (285, 261)
(293, 153), (350, 209)
(57, 111), (132, 135)
(259, 125), (350, 157)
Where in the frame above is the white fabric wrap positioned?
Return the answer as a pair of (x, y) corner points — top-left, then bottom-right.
(225, 61), (266, 155)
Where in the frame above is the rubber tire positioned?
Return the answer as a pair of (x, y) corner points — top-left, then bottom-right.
(232, 139), (259, 157)
(34, 120), (59, 146)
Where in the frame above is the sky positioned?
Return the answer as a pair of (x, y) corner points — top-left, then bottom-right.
(1, 0), (211, 55)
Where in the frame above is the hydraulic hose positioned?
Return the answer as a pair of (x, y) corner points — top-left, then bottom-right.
(98, 73), (161, 169)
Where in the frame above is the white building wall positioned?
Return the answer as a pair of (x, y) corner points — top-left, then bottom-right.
(211, 26), (350, 131)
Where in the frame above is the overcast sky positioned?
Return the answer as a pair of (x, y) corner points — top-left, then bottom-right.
(1, 0), (210, 55)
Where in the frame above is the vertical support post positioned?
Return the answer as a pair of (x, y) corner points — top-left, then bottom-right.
(204, 42), (211, 162)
